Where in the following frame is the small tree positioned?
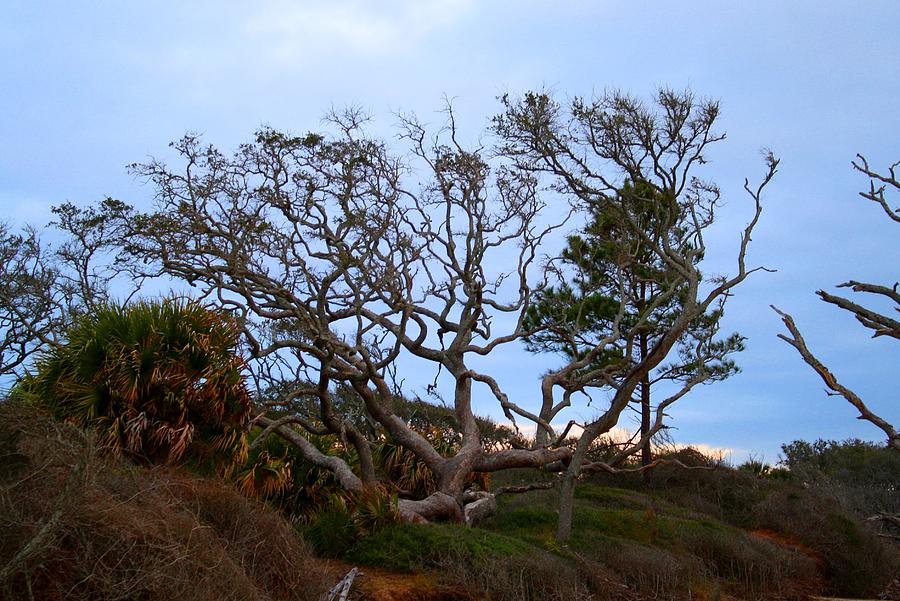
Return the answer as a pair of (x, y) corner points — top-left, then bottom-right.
(523, 180), (743, 464)
(773, 156), (899, 451)
(494, 88), (777, 540)
(0, 199), (132, 383)
(0, 223), (62, 380)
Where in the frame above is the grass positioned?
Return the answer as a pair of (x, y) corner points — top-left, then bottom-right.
(0, 401), (328, 601)
(348, 522), (532, 572)
(344, 479), (823, 599)
(4, 397), (893, 600)
(478, 482), (820, 599)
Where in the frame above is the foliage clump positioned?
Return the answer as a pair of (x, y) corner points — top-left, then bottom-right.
(19, 298), (252, 470)
(586, 446), (899, 598)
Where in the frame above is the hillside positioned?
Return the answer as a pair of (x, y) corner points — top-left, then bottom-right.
(0, 402), (328, 601)
(2, 402), (897, 601)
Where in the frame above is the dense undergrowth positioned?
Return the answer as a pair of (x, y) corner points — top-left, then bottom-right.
(596, 451), (899, 598)
(3, 398), (897, 601)
(0, 401), (327, 601)
(342, 484), (821, 600)
(336, 459), (898, 600)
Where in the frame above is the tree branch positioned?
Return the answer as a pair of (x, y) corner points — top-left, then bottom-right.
(772, 306), (899, 451)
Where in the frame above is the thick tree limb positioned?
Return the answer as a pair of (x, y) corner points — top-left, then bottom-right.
(249, 414), (329, 451)
(582, 457), (715, 474)
(473, 446), (572, 472)
(254, 415), (364, 491)
(398, 491), (461, 523)
(817, 289), (900, 340)
(838, 280), (900, 306)
(493, 480), (559, 496)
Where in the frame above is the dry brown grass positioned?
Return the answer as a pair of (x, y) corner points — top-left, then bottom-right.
(0, 401), (328, 601)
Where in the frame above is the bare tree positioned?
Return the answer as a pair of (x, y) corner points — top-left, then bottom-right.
(122, 113), (572, 522)
(115, 91), (775, 527)
(0, 199), (131, 384)
(773, 155), (899, 451)
(0, 223), (64, 380)
(494, 89), (777, 541)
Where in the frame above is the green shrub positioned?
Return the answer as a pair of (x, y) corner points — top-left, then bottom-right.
(757, 488), (899, 597)
(19, 298), (251, 472)
(300, 484), (403, 557)
(303, 508), (359, 558)
(781, 438), (900, 518)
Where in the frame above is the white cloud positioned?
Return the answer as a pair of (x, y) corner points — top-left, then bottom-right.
(505, 420), (735, 461)
(673, 443), (735, 463)
(0, 191), (53, 225)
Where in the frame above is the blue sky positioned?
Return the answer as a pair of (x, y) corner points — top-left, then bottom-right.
(2, 1), (898, 462)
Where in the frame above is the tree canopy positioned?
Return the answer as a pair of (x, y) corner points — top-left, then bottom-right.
(1, 89), (778, 536)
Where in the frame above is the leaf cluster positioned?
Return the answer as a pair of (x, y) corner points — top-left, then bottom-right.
(18, 299), (252, 471)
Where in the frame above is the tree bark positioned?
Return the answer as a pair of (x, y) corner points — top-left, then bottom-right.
(398, 492), (462, 523)
(556, 468), (577, 542)
(639, 330), (652, 467)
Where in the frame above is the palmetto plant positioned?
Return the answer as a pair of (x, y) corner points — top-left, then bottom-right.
(238, 427), (358, 520)
(235, 449), (293, 499)
(376, 425), (492, 498)
(22, 299), (252, 470)
(376, 432), (444, 499)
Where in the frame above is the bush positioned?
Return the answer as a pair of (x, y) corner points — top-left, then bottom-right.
(0, 401), (325, 601)
(301, 484), (403, 557)
(590, 455), (898, 598)
(303, 508), (359, 558)
(19, 298), (252, 471)
(757, 487), (898, 597)
(781, 438), (900, 517)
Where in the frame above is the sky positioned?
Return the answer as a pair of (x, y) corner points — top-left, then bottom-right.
(1, 1), (898, 463)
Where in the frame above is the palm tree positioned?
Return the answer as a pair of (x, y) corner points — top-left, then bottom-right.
(22, 298), (252, 471)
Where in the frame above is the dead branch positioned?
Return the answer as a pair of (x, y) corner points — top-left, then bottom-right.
(493, 480), (560, 496)
(322, 567), (359, 601)
(772, 305), (899, 451)
(581, 457), (716, 475)
(852, 154), (900, 223)
(817, 289), (900, 340)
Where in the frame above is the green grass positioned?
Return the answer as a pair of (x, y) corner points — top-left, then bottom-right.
(340, 480), (853, 598)
(347, 522), (533, 572)
(573, 484), (653, 507)
(477, 482), (823, 597)
(485, 483), (741, 553)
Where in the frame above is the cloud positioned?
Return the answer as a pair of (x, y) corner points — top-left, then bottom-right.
(506, 421), (735, 461)
(0, 191), (53, 225)
(244, 0), (476, 63)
